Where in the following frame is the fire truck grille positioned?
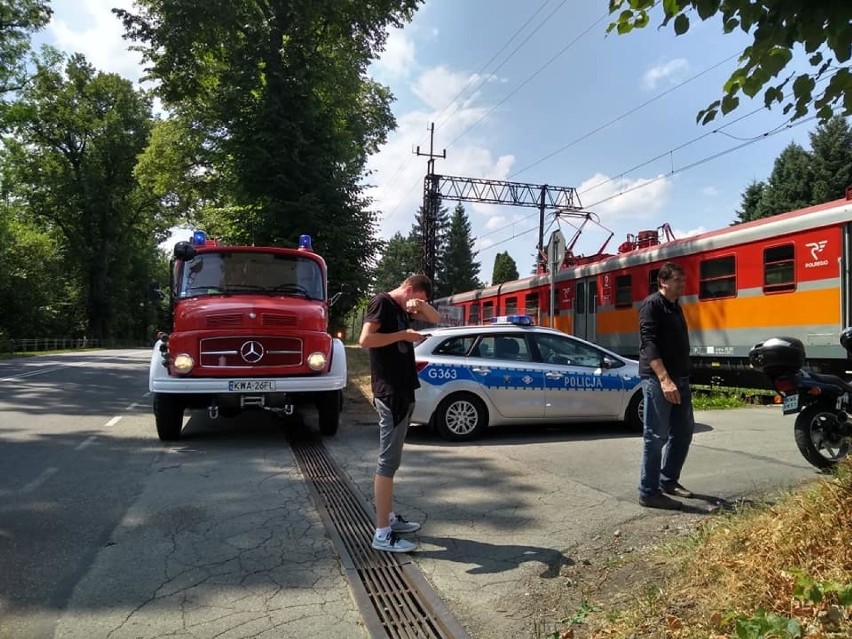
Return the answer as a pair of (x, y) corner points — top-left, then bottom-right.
(206, 313), (243, 328)
(261, 313), (297, 327)
(199, 336), (303, 368)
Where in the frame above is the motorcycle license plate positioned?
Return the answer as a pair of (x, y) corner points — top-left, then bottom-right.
(782, 394), (800, 415)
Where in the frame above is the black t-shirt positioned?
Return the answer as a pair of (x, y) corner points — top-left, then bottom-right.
(638, 291), (691, 379)
(364, 293), (420, 401)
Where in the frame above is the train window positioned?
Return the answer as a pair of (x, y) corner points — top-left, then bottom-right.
(482, 300), (494, 321)
(699, 256), (736, 299)
(505, 296), (518, 314)
(648, 269), (660, 294)
(763, 244), (795, 293)
(615, 275), (632, 308)
(525, 293), (539, 318)
(469, 304), (480, 324)
(576, 283), (585, 314)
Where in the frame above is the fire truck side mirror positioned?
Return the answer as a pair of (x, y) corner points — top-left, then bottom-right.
(173, 241), (197, 260)
(148, 280), (165, 302)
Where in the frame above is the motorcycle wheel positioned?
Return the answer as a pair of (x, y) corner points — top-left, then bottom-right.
(793, 403), (851, 470)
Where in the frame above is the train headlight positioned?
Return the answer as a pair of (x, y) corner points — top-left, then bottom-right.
(306, 351), (327, 371)
(173, 353), (195, 374)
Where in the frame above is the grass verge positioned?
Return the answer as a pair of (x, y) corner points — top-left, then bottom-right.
(566, 461), (852, 639)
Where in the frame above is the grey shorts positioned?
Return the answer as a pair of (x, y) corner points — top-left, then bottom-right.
(374, 397), (414, 477)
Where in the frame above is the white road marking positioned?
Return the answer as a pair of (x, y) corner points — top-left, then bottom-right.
(105, 416), (122, 427)
(75, 436), (97, 451)
(19, 467), (58, 494)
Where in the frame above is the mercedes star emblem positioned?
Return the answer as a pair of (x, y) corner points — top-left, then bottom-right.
(240, 340), (264, 363)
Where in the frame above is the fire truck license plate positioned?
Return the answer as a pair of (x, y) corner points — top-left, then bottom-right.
(228, 380), (276, 392)
(782, 394), (800, 414)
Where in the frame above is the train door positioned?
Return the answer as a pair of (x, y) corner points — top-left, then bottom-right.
(574, 277), (597, 342)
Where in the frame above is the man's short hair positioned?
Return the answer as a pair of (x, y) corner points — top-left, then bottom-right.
(658, 262), (685, 283)
(402, 274), (432, 298)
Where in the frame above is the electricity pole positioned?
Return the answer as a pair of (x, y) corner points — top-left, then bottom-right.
(415, 123), (446, 285)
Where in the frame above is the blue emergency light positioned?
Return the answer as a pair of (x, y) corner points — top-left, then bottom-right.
(299, 234), (313, 251)
(191, 230), (207, 246)
(491, 315), (533, 326)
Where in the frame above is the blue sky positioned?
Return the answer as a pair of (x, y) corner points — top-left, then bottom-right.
(38, 0), (824, 283)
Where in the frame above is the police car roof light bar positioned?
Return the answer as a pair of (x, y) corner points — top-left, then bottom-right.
(490, 315), (533, 326)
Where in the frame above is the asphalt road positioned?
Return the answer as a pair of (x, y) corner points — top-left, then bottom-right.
(0, 350), (819, 638)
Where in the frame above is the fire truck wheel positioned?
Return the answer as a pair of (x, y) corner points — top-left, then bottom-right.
(317, 391), (341, 436)
(154, 393), (184, 441)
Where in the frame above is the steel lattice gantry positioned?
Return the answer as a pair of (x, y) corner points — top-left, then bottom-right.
(421, 173), (583, 281)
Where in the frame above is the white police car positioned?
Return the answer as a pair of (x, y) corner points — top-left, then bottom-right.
(412, 315), (643, 441)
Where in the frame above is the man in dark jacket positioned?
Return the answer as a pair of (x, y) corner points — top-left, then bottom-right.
(637, 262), (694, 510)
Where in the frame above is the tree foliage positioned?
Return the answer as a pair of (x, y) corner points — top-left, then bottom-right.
(491, 251), (519, 285)
(115, 0), (424, 328)
(372, 231), (419, 294)
(0, 0), (51, 96)
(1, 52), (168, 339)
(439, 203), (482, 296)
(608, 0), (852, 123)
(734, 117), (852, 223)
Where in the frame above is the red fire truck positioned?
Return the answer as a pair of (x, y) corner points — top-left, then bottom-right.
(148, 231), (346, 441)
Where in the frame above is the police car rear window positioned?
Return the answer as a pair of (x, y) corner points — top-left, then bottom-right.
(433, 336), (477, 357)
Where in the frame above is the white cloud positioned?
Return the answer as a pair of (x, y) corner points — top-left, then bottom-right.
(577, 172), (672, 220)
(701, 186), (719, 196)
(373, 27), (416, 78)
(642, 58), (689, 91)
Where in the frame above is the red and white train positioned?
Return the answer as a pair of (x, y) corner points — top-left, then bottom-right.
(433, 190), (852, 388)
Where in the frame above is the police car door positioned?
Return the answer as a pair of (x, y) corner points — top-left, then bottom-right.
(470, 333), (545, 419)
(531, 332), (624, 419)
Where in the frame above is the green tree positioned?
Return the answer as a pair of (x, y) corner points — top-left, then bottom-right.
(808, 116), (852, 203)
(0, 0), (51, 96)
(2, 53), (166, 339)
(491, 251), (519, 285)
(753, 142), (815, 217)
(410, 201), (450, 287)
(372, 231), (419, 294)
(438, 203), (481, 296)
(734, 180), (767, 223)
(116, 0), (424, 327)
(608, 1), (852, 123)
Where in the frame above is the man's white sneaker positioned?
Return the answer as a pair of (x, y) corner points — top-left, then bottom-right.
(372, 532), (418, 553)
(390, 514), (421, 534)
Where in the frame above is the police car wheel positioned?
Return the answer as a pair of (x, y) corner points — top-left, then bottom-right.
(435, 393), (488, 441)
(625, 391), (643, 432)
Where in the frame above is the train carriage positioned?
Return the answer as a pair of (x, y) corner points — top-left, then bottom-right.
(433, 191), (852, 388)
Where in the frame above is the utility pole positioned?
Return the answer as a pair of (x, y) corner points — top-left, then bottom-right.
(415, 123), (446, 286)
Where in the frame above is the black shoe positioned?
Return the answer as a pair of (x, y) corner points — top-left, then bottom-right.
(639, 492), (683, 510)
(661, 482), (694, 498)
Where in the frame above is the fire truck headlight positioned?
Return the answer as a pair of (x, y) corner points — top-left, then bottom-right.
(173, 353), (195, 374)
(306, 351), (327, 371)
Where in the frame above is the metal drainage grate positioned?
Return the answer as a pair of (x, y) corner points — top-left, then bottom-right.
(292, 438), (470, 639)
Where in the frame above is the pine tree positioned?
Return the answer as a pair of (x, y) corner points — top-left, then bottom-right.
(809, 117), (852, 204)
(752, 143), (815, 219)
(734, 180), (767, 223)
(437, 203), (482, 297)
(372, 231), (419, 294)
(491, 251), (519, 285)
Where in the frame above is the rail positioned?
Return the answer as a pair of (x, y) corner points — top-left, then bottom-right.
(5, 337), (150, 354)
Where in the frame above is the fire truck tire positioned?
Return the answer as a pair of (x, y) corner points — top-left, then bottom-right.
(154, 393), (184, 441)
(317, 391), (341, 436)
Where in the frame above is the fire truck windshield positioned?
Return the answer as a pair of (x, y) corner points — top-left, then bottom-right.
(178, 251), (325, 300)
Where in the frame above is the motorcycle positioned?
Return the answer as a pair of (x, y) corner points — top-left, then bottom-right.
(749, 332), (852, 470)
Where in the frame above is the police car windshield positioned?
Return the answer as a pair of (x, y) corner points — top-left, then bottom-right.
(178, 252), (324, 300)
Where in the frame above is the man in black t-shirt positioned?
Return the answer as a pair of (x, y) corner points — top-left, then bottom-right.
(637, 261), (695, 510)
(358, 275), (440, 552)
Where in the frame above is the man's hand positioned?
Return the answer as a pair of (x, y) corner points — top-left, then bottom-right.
(660, 377), (681, 404)
(399, 329), (426, 343)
